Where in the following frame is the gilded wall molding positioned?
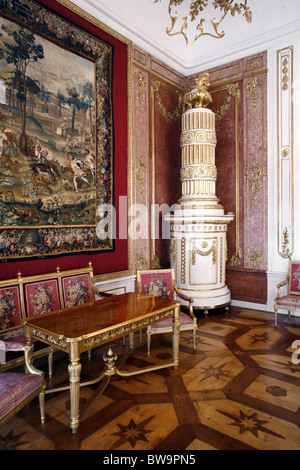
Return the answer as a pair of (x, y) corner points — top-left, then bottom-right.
(212, 84), (242, 268)
(134, 71), (147, 105)
(132, 65), (150, 271)
(277, 46), (294, 260)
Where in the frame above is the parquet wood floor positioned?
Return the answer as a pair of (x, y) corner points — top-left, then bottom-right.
(1, 307), (300, 451)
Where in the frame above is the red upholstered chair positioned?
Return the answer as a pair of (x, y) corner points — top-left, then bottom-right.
(274, 260), (300, 326)
(137, 268), (197, 355)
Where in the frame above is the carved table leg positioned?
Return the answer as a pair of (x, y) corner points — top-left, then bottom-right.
(172, 305), (181, 369)
(68, 344), (81, 434)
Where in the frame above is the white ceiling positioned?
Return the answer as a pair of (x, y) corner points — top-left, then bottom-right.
(71, 0), (300, 75)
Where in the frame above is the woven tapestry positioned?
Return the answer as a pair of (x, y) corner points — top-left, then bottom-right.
(0, 0), (114, 260)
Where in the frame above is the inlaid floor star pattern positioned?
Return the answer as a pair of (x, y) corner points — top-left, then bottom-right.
(0, 307), (300, 450)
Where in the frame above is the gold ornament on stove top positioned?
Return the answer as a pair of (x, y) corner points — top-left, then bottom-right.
(184, 73), (212, 109)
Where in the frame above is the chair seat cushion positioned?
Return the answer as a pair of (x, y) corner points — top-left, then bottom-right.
(151, 311), (194, 330)
(0, 328), (26, 351)
(276, 295), (300, 309)
(0, 372), (43, 421)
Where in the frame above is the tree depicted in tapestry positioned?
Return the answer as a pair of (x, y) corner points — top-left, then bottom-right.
(0, 1), (113, 259)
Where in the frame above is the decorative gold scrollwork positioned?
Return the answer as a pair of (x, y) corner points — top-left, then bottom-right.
(151, 81), (184, 123)
(134, 71), (146, 104)
(228, 247), (242, 267)
(247, 247), (264, 268)
(280, 227), (292, 260)
(216, 83), (240, 121)
(246, 154), (265, 206)
(245, 77), (265, 113)
(153, 0), (252, 48)
(135, 157), (148, 196)
(191, 239), (216, 265)
(136, 252), (148, 270)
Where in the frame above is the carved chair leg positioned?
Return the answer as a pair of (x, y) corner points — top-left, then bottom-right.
(193, 329), (196, 350)
(274, 306), (278, 326)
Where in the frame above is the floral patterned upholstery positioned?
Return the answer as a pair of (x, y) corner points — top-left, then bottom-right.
(24, 278), (61, 317)
(0, 283), (25, 357)
(61, 272), (93, 308)
(137, 268), (197, 355)
(0, 264), (95, 374)
(0, 285), (22, 330)
(0, 371), (45, 426)
(274, 260), (300, 326)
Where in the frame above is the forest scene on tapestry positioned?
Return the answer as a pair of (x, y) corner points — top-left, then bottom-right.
(0, 0), (113, 260)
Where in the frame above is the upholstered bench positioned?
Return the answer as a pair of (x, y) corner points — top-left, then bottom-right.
(0, 263), (99, 374)
(0, 370), (45, 427)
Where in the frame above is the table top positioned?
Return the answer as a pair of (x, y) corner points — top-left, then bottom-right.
(23, 292), (180, 341)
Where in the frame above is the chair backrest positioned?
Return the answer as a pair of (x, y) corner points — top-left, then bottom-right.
(137, 268), (175, 300)
(288, 260), (300, 295)
(23, 275), (62, 317)
(0, 278), (23, 332)
(61, 269), (93, 308)
(0, 264), (95, 330)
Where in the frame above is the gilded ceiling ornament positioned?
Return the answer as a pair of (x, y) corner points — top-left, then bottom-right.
(154, 0), (252, 47)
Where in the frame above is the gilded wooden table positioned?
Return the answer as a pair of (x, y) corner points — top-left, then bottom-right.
(23, 292), (181, 434)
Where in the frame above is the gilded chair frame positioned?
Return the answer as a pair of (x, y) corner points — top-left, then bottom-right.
(0, 263), (98, 374)
(274, 260), (300, 326)
(136, 268), (197, 355)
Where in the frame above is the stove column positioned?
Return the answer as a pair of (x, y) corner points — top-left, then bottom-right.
(165, 74), (234, 316)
